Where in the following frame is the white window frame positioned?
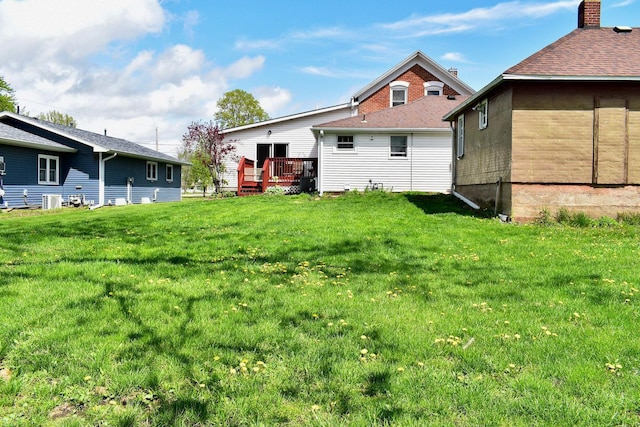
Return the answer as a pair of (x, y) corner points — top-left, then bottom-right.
(166, 164), (174, 182)
(390, 81), (409, 107)
(390, 135), (408, 158)
(335, 135), (356, 153)
(424, 81), (444, 96)
(146, 161), (158, 181)
(38, 154), (59, 185)
(477, 99), (488, 129)
(457, 115), (465, 158)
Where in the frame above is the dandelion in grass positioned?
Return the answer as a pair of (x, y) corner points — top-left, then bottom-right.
(311, 404), (321, 412)
(397, 367), (405, 373)
(360, 349), (368, 355)
(361, 335), (367, 340)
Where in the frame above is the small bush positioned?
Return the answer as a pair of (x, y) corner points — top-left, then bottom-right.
(534, 208), (554, 226)
(569, 211), (593, 228)
(555, 208), (571, 224)
(264, 186), (285, 196)
(595, 216), (619, 228)
(617, 211), (640, 226)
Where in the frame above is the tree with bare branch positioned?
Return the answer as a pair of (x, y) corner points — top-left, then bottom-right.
(181, 121), (237, 194)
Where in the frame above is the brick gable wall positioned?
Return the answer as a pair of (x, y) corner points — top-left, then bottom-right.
(358, 65), (461, 115)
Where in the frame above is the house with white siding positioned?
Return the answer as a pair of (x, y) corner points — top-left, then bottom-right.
(225, 51), (474, 195)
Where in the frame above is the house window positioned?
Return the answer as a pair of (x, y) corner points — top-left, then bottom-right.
(477, 99), (488, 129)
(457, 115), (465, 158)
(390, 136), (408, 157)
(390, 81), (409, 107)
(38, 154), (59, 185)
(424, 81), (444, 96)
(336, 135), (355, 151)
(166, 164), (174, 182)
(146, 161), (158, 181)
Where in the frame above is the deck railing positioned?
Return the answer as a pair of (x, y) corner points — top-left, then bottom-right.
(238, 156), (317, 195)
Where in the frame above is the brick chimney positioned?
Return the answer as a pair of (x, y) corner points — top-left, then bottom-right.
(578, 0), (600, 28)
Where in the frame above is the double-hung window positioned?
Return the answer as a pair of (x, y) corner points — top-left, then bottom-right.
(336, 135), (355, 152)
(166, 164), (174, 182)
(38, 154), (59, 185)
(390, 136), (408, 158)
(457, 115), (465, 158)
(390, 81), (409, 107)
(478, 99), (488, 129)
(146, 161), (158, 181)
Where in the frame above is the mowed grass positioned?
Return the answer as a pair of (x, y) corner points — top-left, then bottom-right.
(0, 192), (639, 426)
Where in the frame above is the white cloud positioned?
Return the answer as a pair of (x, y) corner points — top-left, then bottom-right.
(380, 1), (580, 37)
(0, 0), (270, 157)
(441, 52), (472, 63)
(254, 87), (292, 117)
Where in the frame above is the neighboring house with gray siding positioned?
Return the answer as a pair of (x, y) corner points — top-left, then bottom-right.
(0, 111), (188, 209)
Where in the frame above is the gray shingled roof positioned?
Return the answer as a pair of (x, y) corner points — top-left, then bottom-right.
(314, 95), (469, 130)
(36, 119), (187, 164)
(0, 121), (76, 152)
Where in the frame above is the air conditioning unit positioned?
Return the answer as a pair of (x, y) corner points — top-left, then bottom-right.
(42, 194), (62, 210)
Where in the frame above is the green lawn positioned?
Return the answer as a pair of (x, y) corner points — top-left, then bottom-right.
(0, 192), (639, 426)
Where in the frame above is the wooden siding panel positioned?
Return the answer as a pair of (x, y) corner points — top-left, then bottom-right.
(512, 109), (593, 183)
(628, 101), (640, 183)
(454, 87), (513, 188)
(595, 98), (627, 184)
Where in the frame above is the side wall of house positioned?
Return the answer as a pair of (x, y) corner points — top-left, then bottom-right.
(320, 131), (452, 193)
(222, 107), (351, 192)
(453, 86), (513, 213)
(359, 65), (461, 115)
(105, 156), (182, 204)
(509, 82), (640, 221)
(0, 144), (73, 207)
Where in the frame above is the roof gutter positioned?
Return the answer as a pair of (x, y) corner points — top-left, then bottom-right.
(311, 127), (450, 133)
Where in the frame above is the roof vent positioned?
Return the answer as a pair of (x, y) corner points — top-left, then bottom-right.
(614, 26), (633, 33)
(447, 94), (457, 100)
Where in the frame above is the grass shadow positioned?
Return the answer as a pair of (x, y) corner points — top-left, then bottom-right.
(403, 193), (482, 217)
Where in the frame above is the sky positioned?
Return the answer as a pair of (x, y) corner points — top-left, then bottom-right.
(0, 0), (637, 156)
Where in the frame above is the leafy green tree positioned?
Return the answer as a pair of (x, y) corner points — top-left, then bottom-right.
(178, 147), (213, 196)
(181, 120), (237, 194)
(0, 75), (17, 113)
(37, 110), (77, 127)
(214, 89), (269, 129)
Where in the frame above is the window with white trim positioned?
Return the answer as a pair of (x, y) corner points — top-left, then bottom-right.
(38, 154), (59, 185)
(457, 115), (465, 158)
(336, 135), (355, 152)
(166, 164), (174, 182)
(146, 161), (158, 181)
(390, 81), (409, 107)
(390, 136), (408, 157)
(424, 81), (444, 96)
(478, 99), (488, 129)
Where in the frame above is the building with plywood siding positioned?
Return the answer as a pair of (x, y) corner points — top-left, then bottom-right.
(445, 0), (640, 221)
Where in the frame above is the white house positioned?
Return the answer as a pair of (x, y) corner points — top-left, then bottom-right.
(222, 51), (475, 195)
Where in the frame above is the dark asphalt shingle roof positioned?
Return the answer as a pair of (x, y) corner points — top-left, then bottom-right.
(505, 27), (640, 77)
(314, 95), (469, 130)
(0, 121), (75, 151)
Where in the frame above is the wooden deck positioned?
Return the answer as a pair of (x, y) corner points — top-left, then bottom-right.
(237, 157), (317, 196)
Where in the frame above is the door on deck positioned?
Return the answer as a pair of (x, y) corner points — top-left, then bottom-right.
(257, 144), (271, 168)
(594, 98), (628, 184)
